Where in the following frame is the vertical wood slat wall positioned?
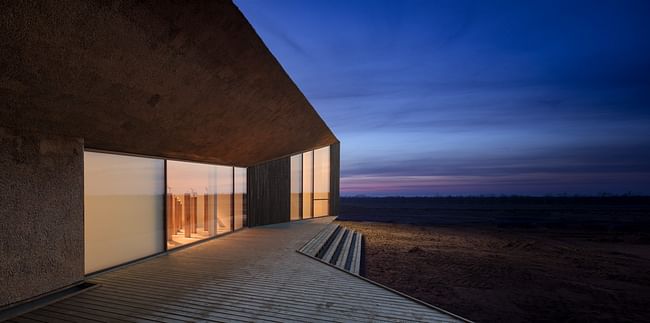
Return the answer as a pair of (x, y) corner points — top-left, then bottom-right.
(246, 156), (291, 227)
(329, 142), (340, 217)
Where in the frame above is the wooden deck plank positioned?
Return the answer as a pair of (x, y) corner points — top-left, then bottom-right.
(78, 287), (312, 323)
(92, 253), (450, 318)
(13, 217), (465, 323)
(31, 306), (121, 323)
(24, 308), (104, 323)
(63, 295), (246, 323)
(79, 288), (332, 323)
(88, 275), (409, 322)
(6, 317), (43, 323)
(91, 271), (422, 318)
(49, 301), (158, 323)
(20, 311), (73, 323)
(96, 263), (443, 314)
(19, 311), (70, 323)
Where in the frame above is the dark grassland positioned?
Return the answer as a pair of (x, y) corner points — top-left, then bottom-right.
(336, 196), (650, 323)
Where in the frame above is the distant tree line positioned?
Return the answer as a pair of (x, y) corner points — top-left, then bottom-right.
(341, 194), (650, 206)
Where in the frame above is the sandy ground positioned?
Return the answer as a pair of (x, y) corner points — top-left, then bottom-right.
(336, 221), (650, 323)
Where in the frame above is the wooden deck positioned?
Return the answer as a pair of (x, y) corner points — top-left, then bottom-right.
(10, 217), (464, 322)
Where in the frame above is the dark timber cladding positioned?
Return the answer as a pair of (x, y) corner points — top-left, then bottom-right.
(329, 143), (341, 217)
(0, 0), (338, 166)
(247, 157), (291, 226)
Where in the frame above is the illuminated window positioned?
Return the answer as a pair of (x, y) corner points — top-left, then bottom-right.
(166, 161), (219, 249)
(85, 151), (246, 274)
(290, 145), (331, 220)
(216, 166), (233, 234)
(290, 155), (302, 220)
(234, 167), (247, 230)
(84, 151), (164, 273)
(313, 146), (330, 217)
(302, 150), (313, 218)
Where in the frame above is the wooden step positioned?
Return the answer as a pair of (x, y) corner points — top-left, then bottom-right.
(328, 229), (352, 265)
(335, 229), (355, 268)
(298, 224), (364, 275)
(305, 224), (339, 256)
(322, 228), (348, 263)
(298, 224), (328, 253)
(299, 224), (339, 256)
(350, 231), (362, 275)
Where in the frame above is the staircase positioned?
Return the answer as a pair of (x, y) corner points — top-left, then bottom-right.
(298, 224), (363, 275)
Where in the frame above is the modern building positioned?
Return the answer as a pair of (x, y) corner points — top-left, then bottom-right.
(0, 0), (339, 309)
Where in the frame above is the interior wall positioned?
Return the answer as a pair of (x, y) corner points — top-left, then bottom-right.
(0, 127), (84, 308)
(247, 157), (291, 227)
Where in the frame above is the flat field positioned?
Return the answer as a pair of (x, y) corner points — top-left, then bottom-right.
(336, 197), (650, 323)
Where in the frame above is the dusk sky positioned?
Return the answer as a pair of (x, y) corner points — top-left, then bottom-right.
(236, 0), (650, 196)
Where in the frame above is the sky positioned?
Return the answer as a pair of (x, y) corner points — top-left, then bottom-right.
(235, 0), (650, 196)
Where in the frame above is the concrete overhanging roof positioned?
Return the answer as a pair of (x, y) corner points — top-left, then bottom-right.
(0, 0), (338, 166)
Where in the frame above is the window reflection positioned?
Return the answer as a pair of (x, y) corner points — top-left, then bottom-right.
(313, 146), (330, 217)
(290, 145), (332, 220)
(302, 151), (313, 218)
(166, 161), (217, 248)
(290, 155), (302, 220)
(234, 167), (247, 230)
(166, 161), (243, 249)
(217, 166), (233, 234)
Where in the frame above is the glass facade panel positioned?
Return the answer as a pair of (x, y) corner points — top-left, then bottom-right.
(302, 150), (313, 218)
(86, 150), (247, 270)
(290, 154), (302, 220)
(313, 146), (330, 217)
(291, 146), (333, 220)
(234, 167), (246, 230)
(166, 160), (218, 249)
(314, 199), (329, 217)
(217, 166), (234, 234)
(313, 146), (330, 199)
(84, 151), (164, 274)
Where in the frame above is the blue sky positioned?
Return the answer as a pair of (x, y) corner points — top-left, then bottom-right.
(235, 0), (650, 196)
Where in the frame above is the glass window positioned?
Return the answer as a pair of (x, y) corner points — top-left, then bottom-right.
(290, 154), (302, 220)
(84, 151), (164, 274)
(314, 200), (329, 217)
(302, 150), (313, 218)
(313, 146), (330, 217)
(217, 166), (233, 234)
(166, 160), (218, 249)
(290, 146), (333, 220)
(234, 167), (246, 230)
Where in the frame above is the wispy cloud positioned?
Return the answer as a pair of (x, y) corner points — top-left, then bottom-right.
(237, 0), (650, 195)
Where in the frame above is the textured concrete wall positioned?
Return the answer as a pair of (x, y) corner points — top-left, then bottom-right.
(0, 127), (84, 307)
(0, 0), (337, 166)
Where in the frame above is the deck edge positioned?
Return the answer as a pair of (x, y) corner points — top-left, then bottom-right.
(295, 248), (475, 323)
